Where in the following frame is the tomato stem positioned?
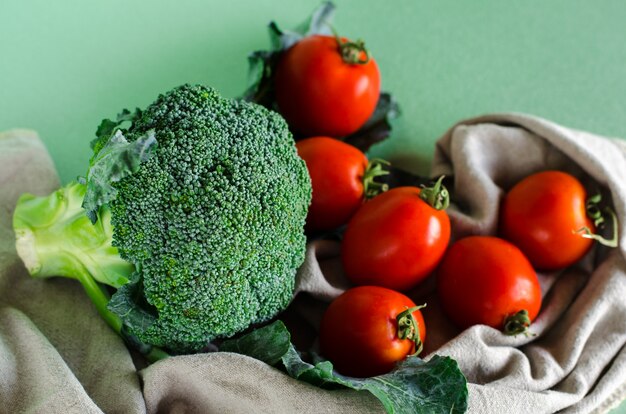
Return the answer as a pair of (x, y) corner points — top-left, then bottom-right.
(418, 175), (450, 210)
(575, 193), (619, 248)
(329, 26), (371, 65)
(503, 309), (532, 336)
(363, 158), (390, 199)
(396, 304), (426, 356)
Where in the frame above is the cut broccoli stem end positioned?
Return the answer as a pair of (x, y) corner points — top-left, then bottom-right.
(14, 225), (42, 276)
(12, 182), (134, 288)
(13, 201), (123, 333)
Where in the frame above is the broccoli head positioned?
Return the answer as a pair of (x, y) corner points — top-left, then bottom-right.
(13, 84), (312, 354)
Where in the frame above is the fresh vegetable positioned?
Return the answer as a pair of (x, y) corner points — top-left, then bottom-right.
(319, 286), (426, 378)
(341, 179), (451, 291)
(274, 33), (381, 137)
(295, 136), (388, 233)
(437, 236), (542, 335)
(243, 2), (397, 152)
(221, 320), (468, 414)
(12, 84), (312, 355)
(499, 170), (603, 270)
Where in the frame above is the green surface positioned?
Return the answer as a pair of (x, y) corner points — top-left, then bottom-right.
(1, 0), (625, 412)
(2, 0), (626, 183)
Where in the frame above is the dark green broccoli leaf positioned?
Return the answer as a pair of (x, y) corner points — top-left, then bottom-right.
(343, 92), (400, 150)
(108, 276), (158, 339)
(221, 321), (468, 414)
(220, 318), (291, 365)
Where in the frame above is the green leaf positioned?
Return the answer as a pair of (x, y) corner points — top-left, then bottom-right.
(221, 321), (468, 414)
(343, 92), (401, 152)
(276, 0), (335, 49)
(220, 320), (291, 366)
(108, 276), (158, 341)
(91, 108), (142, 154)
(82, 130), (157, 223)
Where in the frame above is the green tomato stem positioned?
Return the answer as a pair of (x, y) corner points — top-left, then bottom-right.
(396, 304), (427, 356)
(503, 309), (531, 336)
(362, 158), (390, 199)
(418, 175), (450, 210)
(329, 26), (371, 65)
(575, 193), (619, 248)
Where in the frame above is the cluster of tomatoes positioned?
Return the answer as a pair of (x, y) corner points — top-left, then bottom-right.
(273, 32), (608, 378)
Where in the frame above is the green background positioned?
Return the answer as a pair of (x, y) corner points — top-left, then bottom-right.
(2, 0), (626, 184)
(1, 0), (625, 411)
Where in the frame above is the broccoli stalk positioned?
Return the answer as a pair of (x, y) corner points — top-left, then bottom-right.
(14, 183), (133, 289)
(13, 183), (170, 361)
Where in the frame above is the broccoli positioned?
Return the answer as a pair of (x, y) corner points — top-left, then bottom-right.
(12, 84), (312, 356)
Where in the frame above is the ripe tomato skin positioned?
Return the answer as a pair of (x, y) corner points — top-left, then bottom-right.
(437, 236), (542, 331)
(296, 137), (368, 232)
(274, 34), (381, 137)
(500, 170), (594, 270)
(341, 186), (451, 291)
(319, 286), (426, 378)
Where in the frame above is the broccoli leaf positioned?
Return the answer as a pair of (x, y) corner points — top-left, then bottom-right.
(343, 92), (400, 151)
(91, 108), (142, 153)
(220, 318), (292, 365)
(221, 321), (468, 414)
(82, 130), (157, 223)
(108, 276), (158, 336)
(242, 1), (399, 152)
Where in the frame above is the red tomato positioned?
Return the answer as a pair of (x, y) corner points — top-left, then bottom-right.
(319, 286), (426, 377)
(296, 137), (388, 232)
(341, 184), (451, 291)
(274, 34), (381, 137)
(499, 170), (594, 270)
(437, 236), (542, 334)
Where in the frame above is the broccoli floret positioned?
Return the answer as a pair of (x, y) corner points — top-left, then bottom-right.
(13, 84), (312, 355)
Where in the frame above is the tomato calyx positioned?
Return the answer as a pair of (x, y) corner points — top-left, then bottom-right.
(329, 27), (371, 65)
(575, 193), (619, 248)
(418, 175), (450, 210)
(363, 158), (390, 199)
(503, 309), (532, 336)
(396, 304), (427, 356)
(338, 38), (370, 64)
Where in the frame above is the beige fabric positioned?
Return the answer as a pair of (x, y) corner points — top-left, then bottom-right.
(0, 113), (625, 413)
(141, 353), (380, 414)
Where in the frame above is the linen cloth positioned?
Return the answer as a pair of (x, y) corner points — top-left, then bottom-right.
(0, 113), (624, 413)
